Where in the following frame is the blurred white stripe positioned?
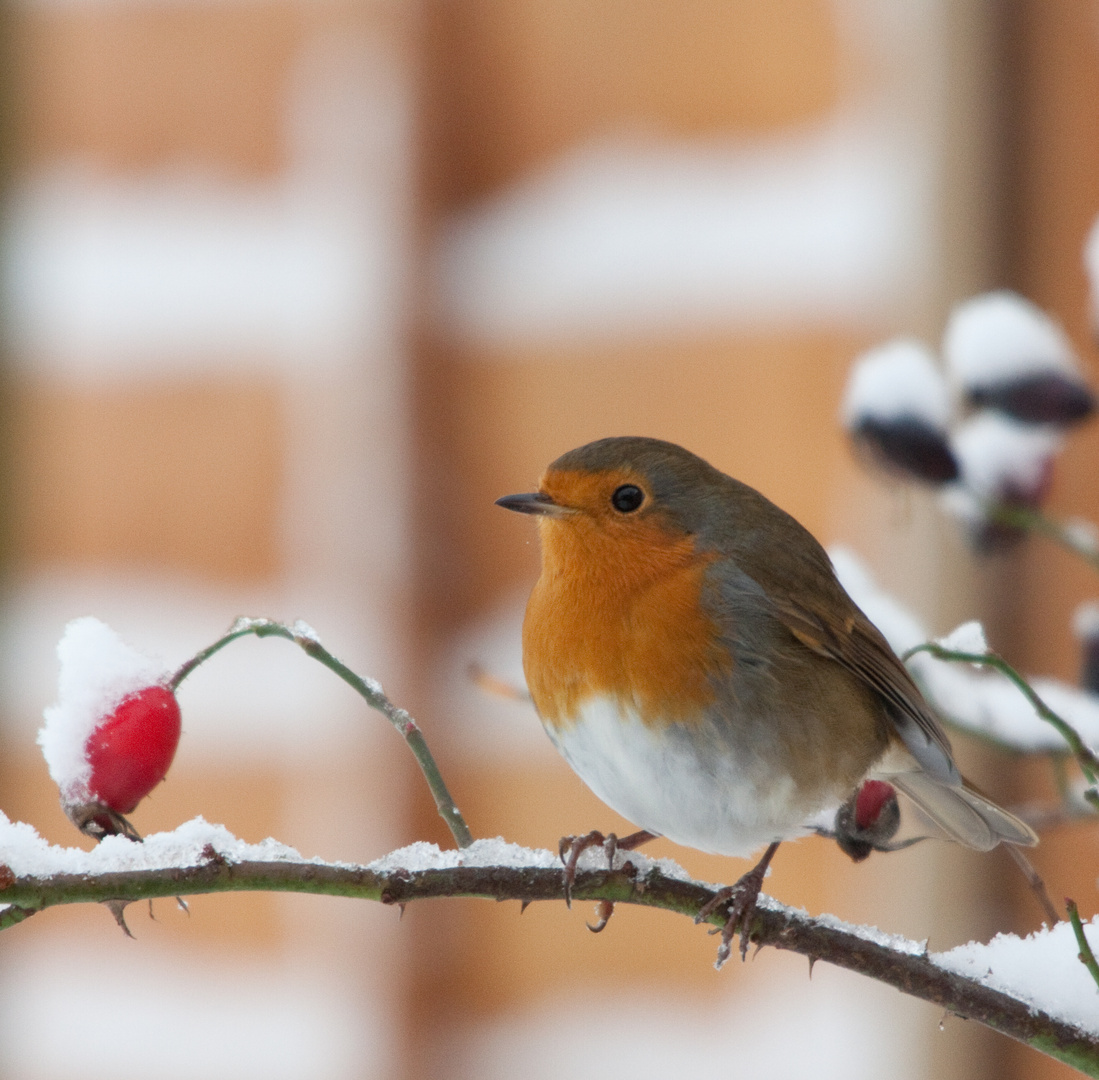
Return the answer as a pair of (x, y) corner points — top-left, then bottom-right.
(435, 112), (935, 344)
(0, 940), (388, 1080)
(1, 171), (398, 375)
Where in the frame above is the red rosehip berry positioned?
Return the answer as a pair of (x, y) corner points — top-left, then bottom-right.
(854, 779), (897, 831)
(833, 780), (901, 863)
(85, 686), (182, 815)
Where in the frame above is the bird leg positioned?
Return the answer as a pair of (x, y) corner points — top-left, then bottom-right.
(695, 841), (780, 967)
(558, 829), (657, 908)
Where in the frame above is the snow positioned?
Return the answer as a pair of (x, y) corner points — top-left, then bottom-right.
(935, 918), (1099, 1035)
(841, 339), (951, 429)
(37, 617), (170, 806)
(0, 573), (401, 762)
(943, 290), (1080, 388)
(0, 813), (701, 891)
(812, 910), (928, 956)
(935, 621), (989, 657)
(367, 839), (557, 874)
(917, 664), (1099, 752)
(830, 547), (1099, 753)
(0, 814), (311, 878)
(942, 412), (1061, 527)
(290, 618), (321, 643)
(364, 837), (696, 883)
(5, 808), (1095, 1041)
(948, 412), (1061, 502)
(1075, 601), (1099, 641)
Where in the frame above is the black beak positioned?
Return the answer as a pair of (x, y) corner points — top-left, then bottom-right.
(494, 491), (567, 516)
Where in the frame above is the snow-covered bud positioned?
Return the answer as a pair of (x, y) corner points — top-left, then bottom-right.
(943, 413), (1061, 550)
(943, 291), (1095, 426)
(39, 618), (181, 840)
(842, 340), (959, 484)
(834, 780), (901, 862)
(1074, 602), (1099, 696)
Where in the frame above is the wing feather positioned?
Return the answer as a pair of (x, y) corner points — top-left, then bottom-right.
(768, 595), (959, 784)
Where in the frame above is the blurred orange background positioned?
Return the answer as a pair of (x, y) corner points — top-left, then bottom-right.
(0, 3), (1097, 1079)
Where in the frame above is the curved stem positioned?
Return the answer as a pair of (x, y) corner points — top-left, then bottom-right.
(982, 501), (1099, 574)
(905, 642), (1099, 804)
(170, 618), (473, 848)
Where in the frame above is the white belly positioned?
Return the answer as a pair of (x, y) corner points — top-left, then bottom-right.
(545, 696), (820, 859)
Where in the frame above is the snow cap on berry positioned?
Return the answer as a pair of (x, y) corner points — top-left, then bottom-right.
(842, 339), (958, 484)
(39, 617), (171, 806)
(942, 412), (1061, 550)
(950, 412), (1060, 502)
(945, 412), (1060, 510)
(943, 291), (1094, 425)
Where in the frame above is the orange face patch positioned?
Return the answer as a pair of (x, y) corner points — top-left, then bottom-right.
(522, 468), (731, 728)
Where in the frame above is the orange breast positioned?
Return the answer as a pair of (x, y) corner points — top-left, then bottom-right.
(522, 512), (732, 729)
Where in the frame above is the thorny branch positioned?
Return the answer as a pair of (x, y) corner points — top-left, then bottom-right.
(1, 853), (1097, 1076)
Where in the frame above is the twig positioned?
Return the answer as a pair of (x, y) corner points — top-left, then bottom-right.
(983, 502), (1099, 574)
(1068, 899), (1099, 992)
(1004, 845), (1060, 925)
(1, 853), (1097, 1074)
(904, 642), (1099, 807)
(170, 618), (473, 849)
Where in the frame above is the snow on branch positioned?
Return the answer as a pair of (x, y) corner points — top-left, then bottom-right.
(7, 607), (1099, 1075)
(831, 548), (1099, 762)
(1, 814), (1097, 1075)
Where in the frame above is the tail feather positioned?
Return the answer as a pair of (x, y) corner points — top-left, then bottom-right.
(888, 773), (1037, 851)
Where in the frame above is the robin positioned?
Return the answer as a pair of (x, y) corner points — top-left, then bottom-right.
(496, 436), (1037, 963)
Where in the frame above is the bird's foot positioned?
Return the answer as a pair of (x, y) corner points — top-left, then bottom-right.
(558, 829), (656, 912)
(695, 841), (780, 967)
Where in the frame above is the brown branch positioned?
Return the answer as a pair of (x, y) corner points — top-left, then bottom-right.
(1, 851), (1096, 1075)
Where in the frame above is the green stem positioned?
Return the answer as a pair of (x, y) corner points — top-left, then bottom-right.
(983, 501), (1099, 574)
(905, 642), (1099, 804)
(170, 618), (473, 849)
(1068, 899), (1099, 992)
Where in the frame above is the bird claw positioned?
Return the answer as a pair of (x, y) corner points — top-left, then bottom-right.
(587, 899), (616, 933)
(696, 841), (779, 968)
(559, 830), (611, 908)
(558, 829), (656, 908)
(696, 882), (761, 967)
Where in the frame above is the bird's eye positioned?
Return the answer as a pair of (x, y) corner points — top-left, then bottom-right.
(611, 484), (644, 513)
